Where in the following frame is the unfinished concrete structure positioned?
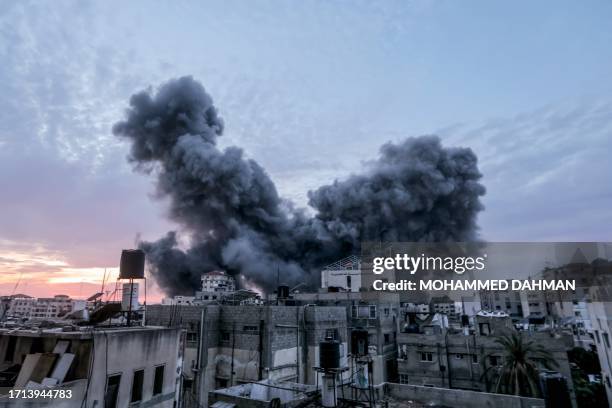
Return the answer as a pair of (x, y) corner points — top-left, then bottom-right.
(0, 325), (182, 407)
(146, 304), (348, 407)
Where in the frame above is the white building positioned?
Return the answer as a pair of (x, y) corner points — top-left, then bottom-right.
(161, 295), (196, 306)
(200, 271), (235, 293)
(8, 296), (36, 318)
(10, 295), (84, 319)
(587, 300), (612, 403)
(321, 255), (362, 292)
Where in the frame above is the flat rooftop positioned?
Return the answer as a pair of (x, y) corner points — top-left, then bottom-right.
(0, 325), (175, 339)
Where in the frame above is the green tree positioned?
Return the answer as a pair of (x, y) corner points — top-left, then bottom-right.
(568, 347), (608, 407)
(482, 332), (558, 397)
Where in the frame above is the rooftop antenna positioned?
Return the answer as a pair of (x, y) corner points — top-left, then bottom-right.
(10, 271), (23, 296)
(100, 268), (107, 294)
(276, 264), (280, 288)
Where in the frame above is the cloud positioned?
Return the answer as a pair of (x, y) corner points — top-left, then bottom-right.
(440, 100), (612, 241)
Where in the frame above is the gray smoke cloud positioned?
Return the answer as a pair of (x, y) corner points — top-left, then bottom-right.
(113, 76), (485, 295)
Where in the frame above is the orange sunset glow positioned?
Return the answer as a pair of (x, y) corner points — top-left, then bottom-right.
(0, 243), (163, 302)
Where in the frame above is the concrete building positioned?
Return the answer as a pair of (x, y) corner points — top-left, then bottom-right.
(587, 300), (612, 404)
(7, 295), (86, 320)
(162, 295), (197, 306)
(200, 270), (236, 293)
(285, 290), (401, 386)
(480, 283), (524, 319)
(320, 255), (362, 292)
(396, 314), (576, 406)
(0, 325), (183, 407)
(402, 303), (430, 320)
(210, 378), (545, 408)
(429, 295), (457, 316)
(6, 296), (35, 319)
(146, 303), (348, 407)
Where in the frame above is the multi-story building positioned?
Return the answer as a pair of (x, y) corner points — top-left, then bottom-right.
(146, 303), (348, 407)
(289, 290), (400, 386)
(7, 295), (85, 320)
(321, 255), (362, 292)
(480, 282), (523, 319)
(6, 296), (35, 318)
(396, 314), (576, 405)
(0, 325), (183, 407)
(430, 295), (457, 316)
(587, 300), (612, 404)
(200, 270), (235, 293)
(161, 295), (196, 306)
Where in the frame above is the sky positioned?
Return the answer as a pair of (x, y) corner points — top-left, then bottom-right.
(1, 0), (611, 300)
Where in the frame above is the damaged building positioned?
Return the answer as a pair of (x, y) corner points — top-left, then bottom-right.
(0, 325), (183, 407)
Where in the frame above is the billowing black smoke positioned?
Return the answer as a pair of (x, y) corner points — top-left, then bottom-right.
(113, 76), (485, 296)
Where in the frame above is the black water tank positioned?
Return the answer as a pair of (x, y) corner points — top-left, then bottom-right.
(277, 285), (290, 299)
(539, 371), (571, 408)
(319, 337), (340, 369)
(351, 328), (369, 356)
(119, 249), (145, 279)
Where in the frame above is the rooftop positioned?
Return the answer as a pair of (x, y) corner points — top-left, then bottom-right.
(323, 255), (361, 271)
(0, 324), (176, 339)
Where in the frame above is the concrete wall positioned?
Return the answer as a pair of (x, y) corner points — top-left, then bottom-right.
(397, 326), (576, 404)
(384, 382), (545, 408)
(146, 304), (347, 407)
(85, 327), (182, 408)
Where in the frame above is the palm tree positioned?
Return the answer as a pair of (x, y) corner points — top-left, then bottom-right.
(482, 332), (558, 397)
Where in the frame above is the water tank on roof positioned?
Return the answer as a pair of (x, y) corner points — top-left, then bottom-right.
(351, 328), (369, 356)
(319, 337), (340, 370)
(277, 285), (290, 299)
(119, 249), (145, 279)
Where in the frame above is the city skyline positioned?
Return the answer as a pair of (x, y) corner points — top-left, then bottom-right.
(1, 1), (612, 299)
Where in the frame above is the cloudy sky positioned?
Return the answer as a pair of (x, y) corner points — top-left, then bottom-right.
(1, 0), (611, 299)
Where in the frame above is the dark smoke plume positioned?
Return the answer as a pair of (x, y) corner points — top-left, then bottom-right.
(113, 76), (485, 296)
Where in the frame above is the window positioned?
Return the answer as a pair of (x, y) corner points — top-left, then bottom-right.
(105, 374), (122, 408)
(384, 308), (390, 316)
(346, 275), (352, 289)
(471, 354), (478, 364)
(221, 331), (230, 342)
(595, 330), (601, 343)
(369, 305), (377, 319)
(604, 333), (611, 349)
(399, 374), (409, 384)
(454, 354), (464, 360)
(325, 329), (339, 340)
(489, 356), (501, 366)
(384, 333), (390, 344)
(4, 336), (16, 362)
(153, 365), (165, 396)
(130, 369), (144, 403)
(420, 352), (433, 362)
(243, 325), (258, 333)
